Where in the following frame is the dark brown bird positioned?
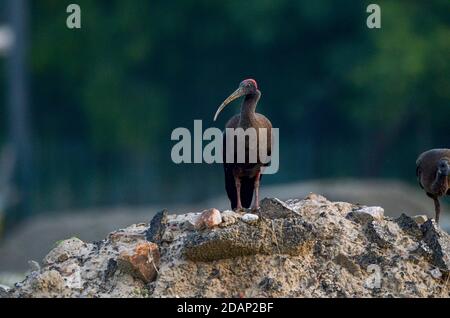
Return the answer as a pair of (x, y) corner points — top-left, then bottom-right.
(213, 79), (272, 211)
(416, 149), (450, 224)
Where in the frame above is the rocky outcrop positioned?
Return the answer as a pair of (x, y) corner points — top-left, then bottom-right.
(4, 194), (450, 298)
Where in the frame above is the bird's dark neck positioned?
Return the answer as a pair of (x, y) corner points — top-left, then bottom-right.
(432, 173), (449, 195)
(239, 90), (261, 127)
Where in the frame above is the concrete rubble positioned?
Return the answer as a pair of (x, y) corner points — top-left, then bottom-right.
(2, 194), (449, 298)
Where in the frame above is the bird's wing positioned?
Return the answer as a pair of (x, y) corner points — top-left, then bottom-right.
(415, 152), (427, 190)
(255, 113), (273, 129)
(255, 113), (272, 157)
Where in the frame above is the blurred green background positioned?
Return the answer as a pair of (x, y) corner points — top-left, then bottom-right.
(0, 0), (449, 229)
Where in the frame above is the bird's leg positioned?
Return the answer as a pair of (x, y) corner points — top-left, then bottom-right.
(234, 175), (243, 211)
(251, 171), (262, 212)
(433, 197), (441, 224)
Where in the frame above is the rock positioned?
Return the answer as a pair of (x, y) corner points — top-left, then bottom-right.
(220, 210), (241, 227)
(360, 206), (384, 219)
(386, 222), (400, 237)
(43, 237), (87, 265)
(395, 214), (422, 238)
(421, 220), (450, 271)
(356, 249), (386, 269)
(333, 202), (355, 216)
(411, 241), (433, 259)
(413, 215), (428, 225)
(333, 253), (362, 277)
(108, 229), (146, 244)
(259, 277), (282, 292)
(117, 242), (160, 283)
(28, 260), (41, 272)
(430, 268), (442, 279)
(241, 213), (259, 224)
(184, 218), (314, 262)
(304, 193), (329, 202)
(195, 208), (222, 230)
(146, 209), (168, 243)
(183, 220), (196, 231)
(59, 261), (83, 290)
(0, 286), (10, 298)
(365, 221), (392, 248)
(8, 196), (450, 298)
(30, 270), (65, 294)
(181, 213), (202, 231)
(347, 206), (384, 225)
(103, 258), (118, 281)
(259, 198), (299, 219)
(209, 268), (221, 279)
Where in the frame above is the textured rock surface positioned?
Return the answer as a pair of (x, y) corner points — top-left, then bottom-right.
(145, 210), (168, 244)
(4, 195), (450, 298)
(117, 242), (160, 283)
(0, 286), (10, 298)
(422, 220), (450, 271)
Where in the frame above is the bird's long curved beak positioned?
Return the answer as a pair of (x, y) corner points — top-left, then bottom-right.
(213, 87), (245, 121)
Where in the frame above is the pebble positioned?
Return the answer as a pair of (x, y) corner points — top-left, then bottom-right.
(241, 213), (259, 224)
(430, 268), (442, 279)
(195, 209), (222, 230)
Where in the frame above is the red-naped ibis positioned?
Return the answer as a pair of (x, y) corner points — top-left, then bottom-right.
(416, 148), (450, 224)
(213, 79), (272, 211)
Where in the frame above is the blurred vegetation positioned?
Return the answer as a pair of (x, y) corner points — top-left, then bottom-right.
(0, 0), (449, 216)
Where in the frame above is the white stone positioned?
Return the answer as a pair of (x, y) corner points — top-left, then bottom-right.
(430, 268), (442, 279)
(354, 206), (384, 220)
(241, 213), (259, 224)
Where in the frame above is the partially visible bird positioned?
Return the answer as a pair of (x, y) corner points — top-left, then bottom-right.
(416, 149), (450, 224)
(213, 79), (272, 211)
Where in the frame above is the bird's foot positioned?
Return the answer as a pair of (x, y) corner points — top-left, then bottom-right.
(234, 207), (246, 213)
(250, 206), (260, 214)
